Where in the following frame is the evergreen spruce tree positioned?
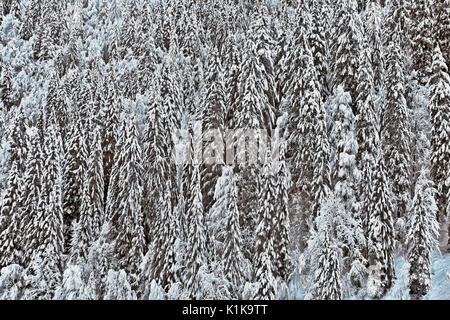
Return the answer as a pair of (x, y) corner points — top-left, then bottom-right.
(284, 4), (312, 113)
(283, 13), (312, 245)
(185, 164), (207, 299)
(224, 34), (241, 130)
(236, 7), (276, 134)
(36, 0), (64, 61)
(149, 181), (179, 291)
(41, 124), (63, 206)
(289, 39), (330, 236)
(274, 132), (291, 281)
(142, 71), (177, 243)
(355, 42), (379, 170)
(25, 244), (63, 300)
(35, 185), (64, 272)
(71, 125), (104, 264)
(19, 131), (44, 266)
(272, 7), (290, 113)
(111, 117), (145, 286)
(65, 4), (83, 69)
(309, 0), (330, 96)
(329, 86), (359, 212)
(435, 0), (450, 65)
(383, 23), (411, 222)
(367, 153), (395, 297)
(213, 166), (248, 298)
(6, 107), (27, 174)
(136, 20), (158, 95)
(387, 0), (408, 50)
(100, 72), (120, 207)
(0, 0), (447, 301)
(19, 125), (65, 295)
(407, 170), (439, 299)
(46, 73), (69, 140)
(331, 0), (362, 110)
(408, 0), (435, 80)
(328, 86), (366, 277)
(75, 76), (94, 127)
(355, 43), (379, 237)
(142, 63), (180, 290)
(0, 161), (23, 268)
(429, 45), (450, 253)
(0, 1), (4, 21)
(0, 66), (14, 112)
(201, 47), (227, 214)
(180, 10), (202, 60)
(122, 0), (139, 56)
(63, 117), (88, 253)
(253, 152), (277, 300)
(364, 0), (384, 89)
(105, 120), (127, 226)
(310, 223), (343, 300)
(230, 10), (276, 264)
(8, 0), (21, 20)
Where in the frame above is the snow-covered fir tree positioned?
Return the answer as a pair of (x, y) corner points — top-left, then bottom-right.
(0, 161), (22, 268)
(383, 18), (411, 223)
(148, 180), (179, 292)
(200, 47), (227, 214)
(209, 165), (249, 298)
(364, 0), (384, 90)
(408, 0), (435, 81)
(109, 117), (145, 287)
(367, 152), (395, 298)
(63, 116), (88, 252)
(329, 86), (359, 213)
(355, 39), (379, 238)
(253, 151), (278, 300)
(5, 107), (27, 174)
(274, 129), (291, 281)
(71, 124), (104, 264)
(429, 45), (450, 253)
(100, 71), (120, 206)
(142, 62), (178, 243)
(309, 0), (330, 96)
(330, 0), (362, 109)
(20, 130), (44, 266)
(310, 224), (343, 300)
(435, 0), (449, 65)
(328, 86), (366, 281)
(287, 26), (330, 247)
(184, 163), (207, 299)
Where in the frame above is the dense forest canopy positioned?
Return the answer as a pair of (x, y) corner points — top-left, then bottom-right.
(0, 0), (448, 300)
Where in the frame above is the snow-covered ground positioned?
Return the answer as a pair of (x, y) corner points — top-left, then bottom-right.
(384, 252), (450, 300)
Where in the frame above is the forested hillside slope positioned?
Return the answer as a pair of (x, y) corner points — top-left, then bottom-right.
(0, 0), (449, 300)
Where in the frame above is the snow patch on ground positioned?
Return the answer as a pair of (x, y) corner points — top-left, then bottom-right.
(425, 252), (450, 300)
